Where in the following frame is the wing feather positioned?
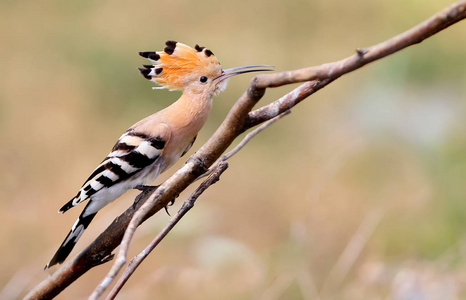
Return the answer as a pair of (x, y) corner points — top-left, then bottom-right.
(59, 126), (170, 213)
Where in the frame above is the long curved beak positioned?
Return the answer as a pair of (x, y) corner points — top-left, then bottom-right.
(215, 65), (274, 82)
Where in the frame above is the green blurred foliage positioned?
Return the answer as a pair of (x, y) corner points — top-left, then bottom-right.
(1, 0), (465, 299)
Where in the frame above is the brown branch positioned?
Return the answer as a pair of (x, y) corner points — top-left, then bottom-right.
(252, 1), (466, 89)
(24, 1), (466, 299)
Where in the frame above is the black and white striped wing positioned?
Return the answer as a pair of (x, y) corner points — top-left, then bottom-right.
(59, 128), (168, 213)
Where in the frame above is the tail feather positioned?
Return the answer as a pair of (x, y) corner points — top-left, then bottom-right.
(59, 198), (76, 213)
(45, 203), (97, 269)
(59, 192), (82, 213)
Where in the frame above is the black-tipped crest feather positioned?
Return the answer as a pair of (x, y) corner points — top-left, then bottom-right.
(195, 44), (205, 52)
(164, 40), (177, 55)
(138, 67), (152, 79)
(149, 53), (160, 60)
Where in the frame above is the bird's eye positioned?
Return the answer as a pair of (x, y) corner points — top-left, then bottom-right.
(199, 76), (208, 83)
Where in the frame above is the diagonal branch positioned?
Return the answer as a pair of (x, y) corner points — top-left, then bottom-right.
(24, 1), (466, 299)
(252, 1), (466, 89)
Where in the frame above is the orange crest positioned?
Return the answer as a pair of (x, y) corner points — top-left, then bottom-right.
(139, 41), (222, 90)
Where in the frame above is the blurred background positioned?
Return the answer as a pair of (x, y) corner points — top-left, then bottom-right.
(1, 0), (466, 299)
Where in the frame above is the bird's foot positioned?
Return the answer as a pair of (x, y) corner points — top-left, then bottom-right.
(135, 185), (159, 192)
(133, 185), (175, 216)
(164, 198), (175, 216)
(133, 185), (159, 209)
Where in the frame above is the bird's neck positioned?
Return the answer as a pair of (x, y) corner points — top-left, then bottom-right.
(167, 92), (213, 129)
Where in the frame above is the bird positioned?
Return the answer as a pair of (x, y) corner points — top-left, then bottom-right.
(45, 40), (273, 269)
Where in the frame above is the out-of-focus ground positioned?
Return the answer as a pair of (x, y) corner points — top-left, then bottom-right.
(1, 0), (466, 299)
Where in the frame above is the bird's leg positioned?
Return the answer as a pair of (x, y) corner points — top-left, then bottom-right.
(133, 185), (159, 209)
(133, 185), (175, 216)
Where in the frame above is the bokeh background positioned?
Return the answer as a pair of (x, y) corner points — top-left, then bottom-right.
(1, 0), (466, 299)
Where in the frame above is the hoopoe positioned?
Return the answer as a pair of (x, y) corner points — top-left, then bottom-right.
(45, 41), (272, 269)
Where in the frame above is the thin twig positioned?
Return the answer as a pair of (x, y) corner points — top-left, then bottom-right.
(88, 159), (206, 300)
(105, 162), (229, 300)
(246, 80), (330, 128)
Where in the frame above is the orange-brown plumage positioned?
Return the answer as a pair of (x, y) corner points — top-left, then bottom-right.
(140, 41), (222, 91)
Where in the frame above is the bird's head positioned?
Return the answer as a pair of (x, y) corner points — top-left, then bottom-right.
(139, 41), (272, 97)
